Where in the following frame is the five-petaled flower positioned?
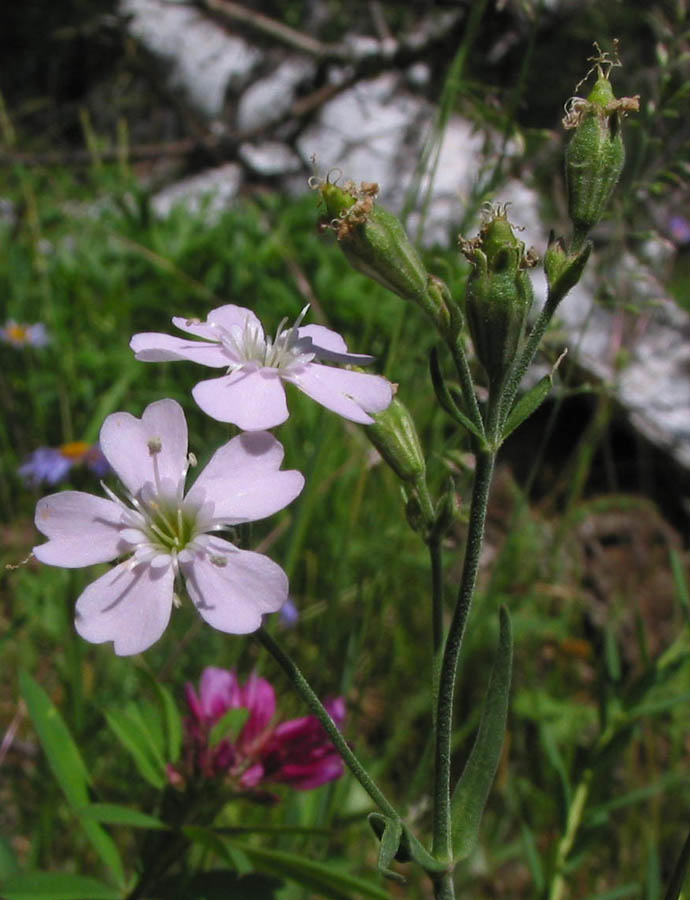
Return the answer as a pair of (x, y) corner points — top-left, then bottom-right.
(32, 399), (304, 655)
(180, 666), (345, 791)
(130, 304), (393, 430)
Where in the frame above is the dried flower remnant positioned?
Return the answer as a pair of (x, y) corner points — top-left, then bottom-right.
(19, 442), (110, 487)
(1, 321), (50, 348)
(32, 399), (304, 655)
(178, 667), (345, 791)
(131, 304), (392, 430)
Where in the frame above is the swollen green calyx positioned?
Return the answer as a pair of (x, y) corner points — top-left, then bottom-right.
(460, 207), (536, 389)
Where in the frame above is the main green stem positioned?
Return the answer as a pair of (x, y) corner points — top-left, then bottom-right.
(255, 627), (400, 821)
(432, 448), (496, 864)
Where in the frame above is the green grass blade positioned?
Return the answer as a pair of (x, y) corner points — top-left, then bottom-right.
(0, 872), (120, 900)
(19, 672), (125, 885)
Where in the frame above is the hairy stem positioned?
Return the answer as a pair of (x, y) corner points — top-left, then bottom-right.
(255, 627), (400, 821)
(432, 449), (496, 862)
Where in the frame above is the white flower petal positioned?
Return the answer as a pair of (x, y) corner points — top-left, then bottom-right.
(34, 492), (124, 567)
(75, 560), (174, 656)
(172, 305), (262, 340)
(130, 332), (228, 367)
(182, 538), (287, 634)
(297, 324), (375, 365)
(99, 398), (188, 496)
(289, 364), (393, 423)
(192, 370), (289, 429)
(186, 431), (304, 521)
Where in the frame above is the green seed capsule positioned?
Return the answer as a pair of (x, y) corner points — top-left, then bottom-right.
(564, 71), (639, 243)
(317, 179), (428, 304)
(461, 208), (535, 387)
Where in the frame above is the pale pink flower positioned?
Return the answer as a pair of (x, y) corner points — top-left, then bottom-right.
(32, 399), (304, 655)
(130, 305), (393, 430)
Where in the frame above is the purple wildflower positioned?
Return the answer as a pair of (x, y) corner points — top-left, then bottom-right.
(1, 321), (50, 348)
(19, 442), (111, 487)
(181, 667), (345, 791)
(32, 399), (304, 655)
(130, 304), (393, 430)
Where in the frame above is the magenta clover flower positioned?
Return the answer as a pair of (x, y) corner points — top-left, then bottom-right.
(182, 667), (345, 791)
(32, 399), (304, 655)
(130, 304), (393, 430)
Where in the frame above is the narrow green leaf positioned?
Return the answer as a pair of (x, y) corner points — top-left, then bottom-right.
(451, 607), (513, 861)
(221, 838), (390, 900)
(209, 708), (250, 749)
(19, 671), (91, 809)
(123, 701), (167, 771)
(19, 672), (125, 885)
(520, 823), (544, 893)
(0, 871), (120, 900)
(104, 708), (166, 789)
(429, 348), (484, 441)
(502, 375), (552, 441)
(78, 803), (168, 830)
(151, 681), (184, 765)
(367, 814), (405, 883)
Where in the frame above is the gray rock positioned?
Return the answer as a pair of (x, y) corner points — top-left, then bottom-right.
(239, 142), (302, 176)
(151, 163), (243, 219)
(554, 254), (690, 469)
(121, 0), (260, 117)
(237, 57), (315, 133)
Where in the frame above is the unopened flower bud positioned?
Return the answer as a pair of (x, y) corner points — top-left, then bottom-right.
(461, 206), (535, 387)
(563, 49), (639, 244)
(316, 177), (437, 313)
(543, 231), (592, 303)
(366, 396), (426, 484)
(432, 477), (460, 537)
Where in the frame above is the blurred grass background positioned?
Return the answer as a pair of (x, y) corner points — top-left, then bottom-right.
(1, 1), (690, 898)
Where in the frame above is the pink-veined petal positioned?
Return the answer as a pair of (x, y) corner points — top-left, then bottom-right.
(182, 538), (287, 634)
(130, 332), (228, 367)
(172, 305), (262, 341)
(99, 398), (188, 496)
(74, 560), (174, 656)
(186, 431), (304, 522)
(33, 492), (125, 567)
(289, 364), (393, 424)
(192, 369), (289, 429)
(297, 324), (375, 365)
